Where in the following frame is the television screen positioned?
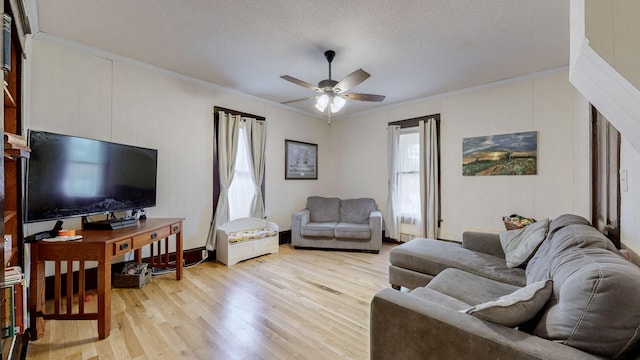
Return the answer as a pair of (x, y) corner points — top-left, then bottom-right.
(25, 130), (158, 223)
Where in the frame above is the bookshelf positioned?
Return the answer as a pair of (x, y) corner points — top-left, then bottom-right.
(1, 0), (30, 358)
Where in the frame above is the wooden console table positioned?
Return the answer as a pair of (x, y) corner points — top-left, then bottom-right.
(29, 218), (184, 340)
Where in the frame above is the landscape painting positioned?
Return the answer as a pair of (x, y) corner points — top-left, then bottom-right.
(462, 131), (537, 176)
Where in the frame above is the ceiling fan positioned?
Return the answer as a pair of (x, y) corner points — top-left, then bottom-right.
(280, 50), (385, 117)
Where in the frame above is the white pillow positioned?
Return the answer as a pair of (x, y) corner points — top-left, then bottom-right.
(499, 218), (549, 268)
(461, 279), (553, 327)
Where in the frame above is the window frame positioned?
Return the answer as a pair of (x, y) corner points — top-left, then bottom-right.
(388, 114), (442, 228)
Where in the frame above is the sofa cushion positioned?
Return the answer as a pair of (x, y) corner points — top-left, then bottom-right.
(340, 198), (377, 224)
(525, 214), (594, 283)
(427, 268), (521, 305)
(301, 222), (337, 238)
(499, 218), (549, 268)
(334, 222), (370, 240)
(390, 238), (526, 287)
(463, 279), (553, 328)
(530, 224), (640, 358)
(306, 196), (340, 222)
(409, 287), (471, 311)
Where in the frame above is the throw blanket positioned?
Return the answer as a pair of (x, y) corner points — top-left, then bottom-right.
(227, 227), (278, 244)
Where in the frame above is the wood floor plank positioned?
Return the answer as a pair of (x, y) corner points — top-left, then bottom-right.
(26, 243), (395, 359)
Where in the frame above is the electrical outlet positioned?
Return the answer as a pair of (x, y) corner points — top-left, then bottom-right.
(201, 249), (208, 260)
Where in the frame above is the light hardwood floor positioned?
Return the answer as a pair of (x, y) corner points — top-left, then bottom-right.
(26, 243), (395, 360)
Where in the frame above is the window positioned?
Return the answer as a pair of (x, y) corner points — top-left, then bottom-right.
(228, 125), (256, 221)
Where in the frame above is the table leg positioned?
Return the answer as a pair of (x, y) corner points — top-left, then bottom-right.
(97, 260), (112, 339)
(29, 245), (46, 340)
(176, 231), (183, 280)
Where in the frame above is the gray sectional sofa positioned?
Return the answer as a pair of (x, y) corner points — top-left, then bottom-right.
(371, 214), (640, 359)
(291, 196), (382, 252)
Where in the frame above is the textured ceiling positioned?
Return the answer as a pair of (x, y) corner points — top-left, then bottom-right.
(33, 0), (570, 119)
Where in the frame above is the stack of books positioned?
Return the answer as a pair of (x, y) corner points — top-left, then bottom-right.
(2, 265), (25, 336)
(3, 265), (23, 285)
(3, 133), (30, 159)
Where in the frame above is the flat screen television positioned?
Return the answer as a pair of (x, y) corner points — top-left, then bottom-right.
(25, 130), (158, 223)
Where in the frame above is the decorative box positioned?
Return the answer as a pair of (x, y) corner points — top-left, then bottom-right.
(112, 262), (151, 288)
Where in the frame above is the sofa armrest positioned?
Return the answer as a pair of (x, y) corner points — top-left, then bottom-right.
(462, 231), (505, 258)
(370, 288), (600, 360)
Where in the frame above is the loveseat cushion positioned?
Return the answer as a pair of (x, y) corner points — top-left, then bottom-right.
(306, 196), (340, 222)
(301, 222), (337, 238)
(334, 222), (370, 239)
(340, 198), (377, 224)
(390, 238), (526, 287)
(529, 223), (640, 358)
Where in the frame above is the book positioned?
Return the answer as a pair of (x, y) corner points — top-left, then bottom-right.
(12, 281), (24, 334)
(4, 141), (30, 152)
(1, 286), (13, 337)
(41, 235), (83, 242)
(4, 133), (27, 146)
(2, 13), (11, 80)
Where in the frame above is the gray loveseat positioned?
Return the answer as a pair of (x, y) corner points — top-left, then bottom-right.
(371, 214), (640, 359)
(291, 196), (382, 252)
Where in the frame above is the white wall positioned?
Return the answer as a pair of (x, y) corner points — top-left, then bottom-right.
(570, 0), (640, 253)
(24, 38), (594, 250)
(25, 39), (328, 251)
(330, 70), (588, 241)
(620, 139), (640, 255)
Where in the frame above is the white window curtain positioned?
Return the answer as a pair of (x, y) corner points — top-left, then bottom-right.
(245, 118), (267, 219)
(387, 126), (421, 242)
(386, 125), (401, 240)
(228, 124), (255, 220)
(206, 111), (241, 251)
(419, 118), (439, 239)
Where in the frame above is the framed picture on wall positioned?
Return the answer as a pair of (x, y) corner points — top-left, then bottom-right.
(462, 131), (538, 176)
(285, 139), (318, 179)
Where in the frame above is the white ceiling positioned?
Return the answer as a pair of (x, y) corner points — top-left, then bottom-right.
(32, 0), (570, 119)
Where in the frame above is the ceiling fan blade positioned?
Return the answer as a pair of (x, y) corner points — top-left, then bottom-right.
(281, 96), (317, 104)
(280, 75), (320, 92)
(333, 69), (370, 93)
(345, 93), (386, 102)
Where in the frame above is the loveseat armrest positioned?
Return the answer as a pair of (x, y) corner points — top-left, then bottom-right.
(292, 209), (310, 225)
(369, 210), (383, 250)
(462, 231), (505, 258)
(370, 289), (601, 360)
(291, 209), (310, 245)
(369, 210), (382, 230)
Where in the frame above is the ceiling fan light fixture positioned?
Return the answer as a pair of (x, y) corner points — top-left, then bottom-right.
(315, 94), (330, 112)
(330, 95), (346, 113)
(281, 50), (385, 114)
